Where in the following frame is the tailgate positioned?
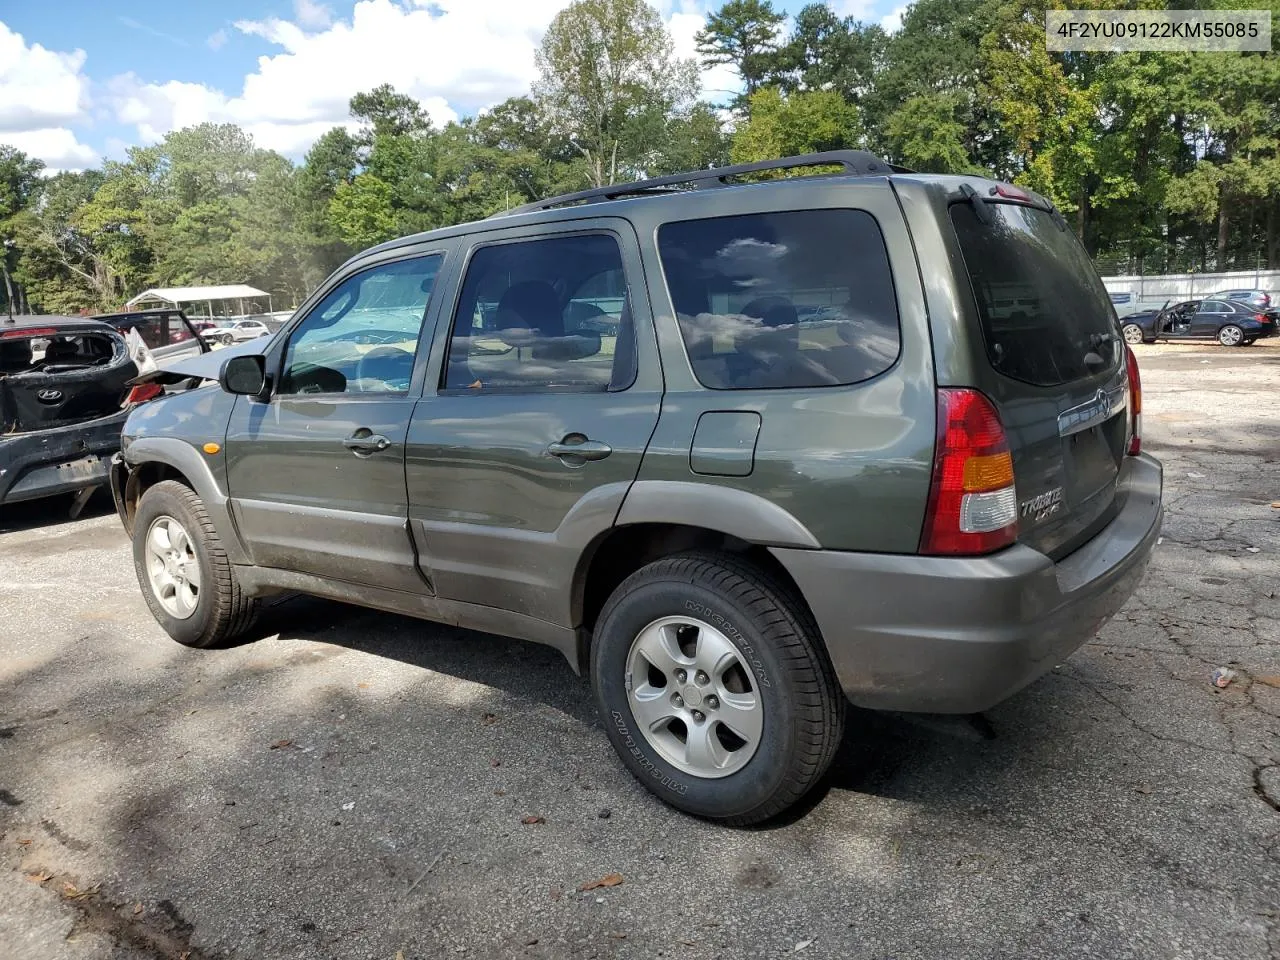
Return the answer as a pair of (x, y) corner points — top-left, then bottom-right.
(949, 198), (1128, 558)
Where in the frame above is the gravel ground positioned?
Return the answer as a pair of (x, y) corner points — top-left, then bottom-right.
(1, 341), (1277, 960)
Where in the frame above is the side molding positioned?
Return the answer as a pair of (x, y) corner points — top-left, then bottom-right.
(616, 480), (821, 548)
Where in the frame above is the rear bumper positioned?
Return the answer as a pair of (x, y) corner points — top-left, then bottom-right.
(0, 411), (127, 504)
(772, 453), (1163, 713)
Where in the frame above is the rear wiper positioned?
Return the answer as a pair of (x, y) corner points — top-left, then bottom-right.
(959, 184), (994, 224)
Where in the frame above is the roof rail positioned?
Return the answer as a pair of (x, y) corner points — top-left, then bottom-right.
(497, 151), (907, 218)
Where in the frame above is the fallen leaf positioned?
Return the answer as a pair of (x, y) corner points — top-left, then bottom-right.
(494, 788), (506, 797)
(1135, 784), (1152, 795)
(525, 938), (539, 946)
(1247, 547), (1261, 554)
(490, 759), (501, 768)
(357, 682), (370, 689)
(270, 739), (292, 750)
(794, 940), (814, 952)
(16, 838), (31, 847)
(521, 815), (545, 825)
(481, 712), (498, 725)
(550, 886), (562, 901)
(609, 933), (627, 940)
(578, 873), (624, 891)
(1271, 501), (1280, 509)
(25, 871), (52, 884)
(133, 902), (143, 916)
(1256, 676), (1280, 688)
(395, 951), (405, 960)
(677, 939), (696, 946)
(62, 882), (99, 900)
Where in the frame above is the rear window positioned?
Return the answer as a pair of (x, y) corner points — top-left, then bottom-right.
(657, 209), (900, 390)
(950, 201), (1120, 387)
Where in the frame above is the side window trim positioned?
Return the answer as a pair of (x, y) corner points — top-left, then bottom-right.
(437, 228), (636, 397)
(274, 249), (448, 399)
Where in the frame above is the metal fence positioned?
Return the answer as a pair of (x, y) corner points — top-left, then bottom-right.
(1101, 269), (1280, 313)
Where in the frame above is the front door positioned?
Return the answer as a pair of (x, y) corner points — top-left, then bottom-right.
(224, 251), (447, 591)
(405, 221), (662, 627)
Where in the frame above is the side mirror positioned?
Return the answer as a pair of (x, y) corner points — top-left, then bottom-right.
(219, 354), (267, 397)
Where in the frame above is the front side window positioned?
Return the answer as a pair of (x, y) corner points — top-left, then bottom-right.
(443, 233), (635, 393)
(657, 209), (900, 390)
(280, 255), (442, 396)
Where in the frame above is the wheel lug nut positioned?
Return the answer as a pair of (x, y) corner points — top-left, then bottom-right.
(675, 669), (687, 683)
(695, 671), (709, 685)
(691, 710), (706, 723)
(671, 693), (684, 708)
(705, 695), (719, 710)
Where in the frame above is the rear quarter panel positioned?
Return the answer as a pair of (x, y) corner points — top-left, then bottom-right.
(626, 177), (937, 553)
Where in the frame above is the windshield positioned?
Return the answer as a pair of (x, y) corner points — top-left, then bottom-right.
(950, 201), (1120, 387)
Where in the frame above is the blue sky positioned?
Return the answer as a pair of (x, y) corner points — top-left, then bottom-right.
(0, 0), (904, 171)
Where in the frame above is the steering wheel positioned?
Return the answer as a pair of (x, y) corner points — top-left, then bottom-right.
(354, 346), (414, 391)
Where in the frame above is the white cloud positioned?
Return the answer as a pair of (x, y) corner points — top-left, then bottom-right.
(108, 0), (726, 158)
(0, 21), (90, 133)
(668, 9), (741, 105)
(0, 22), (96, 169)
(833, 0), (878, 21)
(207, 29), (229, 51)
(879, 4), (908, 33)
(294, 0), (334, 30)
(0, 128), (98, 172)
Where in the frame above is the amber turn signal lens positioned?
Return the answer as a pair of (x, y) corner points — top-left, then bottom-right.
(202, 442), (221, 455)
(961, 451), (1014, 492)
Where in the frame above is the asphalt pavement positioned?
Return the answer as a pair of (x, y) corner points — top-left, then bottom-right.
(1, 341), (1277, 960)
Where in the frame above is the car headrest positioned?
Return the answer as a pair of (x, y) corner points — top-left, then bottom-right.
(495, 281), (563, 338)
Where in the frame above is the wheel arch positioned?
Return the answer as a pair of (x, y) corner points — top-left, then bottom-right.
(121, 438), (249, 563)
(572, 521), (814, 673)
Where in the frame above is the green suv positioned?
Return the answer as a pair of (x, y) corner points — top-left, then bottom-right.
(110, 152), (1162, 824)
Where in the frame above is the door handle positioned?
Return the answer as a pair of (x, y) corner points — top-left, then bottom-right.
(547, 437), (612, 463)
(343, 433), (391, 456)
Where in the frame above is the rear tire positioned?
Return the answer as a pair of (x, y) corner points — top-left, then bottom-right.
(591, 552), (845, 825)
(1122, 323), (1144, 345)
(1219, 324), (1245, 347)
(132, 480), (258, 648)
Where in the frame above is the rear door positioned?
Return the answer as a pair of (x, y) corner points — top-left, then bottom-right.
(404, 218), (661, 627)
(1192, 300), (1231, 337)
(949, 199), (1128, 559)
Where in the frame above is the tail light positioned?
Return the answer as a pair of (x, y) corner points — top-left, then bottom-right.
(1125, 344), (1142, 456)
(1256, 314), (1272, 324)
(920, 389), (1018, 556)
(124, 382), (163, 405)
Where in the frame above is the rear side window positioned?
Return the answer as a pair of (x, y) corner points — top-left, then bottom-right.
(657, 210), (900, 390)
(950, 201), (1120, 387)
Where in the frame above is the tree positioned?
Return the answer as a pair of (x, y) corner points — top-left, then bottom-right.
(883, 94), (983, 175)
(328, 173), (397, 249)
(770, 4), (886, 105)
(0, 146), (45, 315)
(731, 87), (861, 164)
(695, 0), (786, 109)
(350, 84), (433, 140)
(535, 0), (699, 186)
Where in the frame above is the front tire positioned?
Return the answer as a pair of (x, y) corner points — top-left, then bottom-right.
(592, 552), (845, 825)
(1219, 324), (1245, 347)
(132, 480), (258, 648)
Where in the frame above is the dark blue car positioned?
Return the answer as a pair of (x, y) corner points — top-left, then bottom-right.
(1120, 298), (1279, 347)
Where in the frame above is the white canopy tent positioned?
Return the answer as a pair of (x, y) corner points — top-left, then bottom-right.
(125, 284), (273, 321)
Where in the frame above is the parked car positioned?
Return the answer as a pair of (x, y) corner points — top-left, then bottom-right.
(1, 316), (162, 512)
(1208, 288), (1273, 310)
(110, 152), (1163, 824)
(200, 319), (271, 347)
(94, 308), (210, 364)
(1120, 298), (1278, 346)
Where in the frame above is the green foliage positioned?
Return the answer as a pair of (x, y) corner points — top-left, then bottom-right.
(534, 0), (700, 185)
(731, 88), (861, 163)
(694, 0), (786, 108)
